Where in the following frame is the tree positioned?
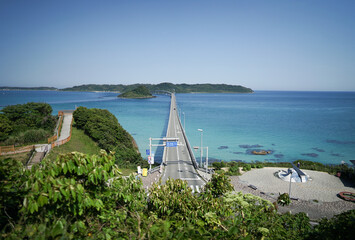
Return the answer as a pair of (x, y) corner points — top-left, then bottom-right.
(0, 158), (27, 232)
(0, 114), (13, 141)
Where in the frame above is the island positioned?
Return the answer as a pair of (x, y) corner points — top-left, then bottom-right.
(0, 86), (58, 91)
(61, 82), (254, 93)
(118, 85), (156, 99)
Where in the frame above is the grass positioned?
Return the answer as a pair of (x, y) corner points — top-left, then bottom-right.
(46, 127), (101, 161)
(46, 127), (136, 176)
(0, 151), (33, 165)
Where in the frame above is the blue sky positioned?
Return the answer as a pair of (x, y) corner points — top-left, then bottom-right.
(0, 0), (354, 91)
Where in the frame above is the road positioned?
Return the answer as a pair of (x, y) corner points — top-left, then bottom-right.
(161, 93), (205, 193)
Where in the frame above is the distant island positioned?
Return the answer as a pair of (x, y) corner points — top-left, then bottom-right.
(0, 83), (254, 93)
(0, 86), (58, 91)
(118, 86), (155, 99)
(62, 82), (254, 93)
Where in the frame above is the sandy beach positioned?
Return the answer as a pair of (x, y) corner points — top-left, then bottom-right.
(230, 167), (355, 219)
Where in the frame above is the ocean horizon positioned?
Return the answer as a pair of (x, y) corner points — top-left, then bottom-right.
(1, 90), (354, 165)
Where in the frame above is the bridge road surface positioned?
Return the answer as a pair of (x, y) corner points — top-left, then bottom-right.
(161, 93), (205, 193)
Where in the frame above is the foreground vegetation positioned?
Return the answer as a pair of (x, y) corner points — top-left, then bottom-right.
(0, 102), (56, 145)
(62, 82), (254, 93)
(1, 152), (353, 239)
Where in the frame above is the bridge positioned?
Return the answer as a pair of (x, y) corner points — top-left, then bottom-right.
(159, 92), (205, 193)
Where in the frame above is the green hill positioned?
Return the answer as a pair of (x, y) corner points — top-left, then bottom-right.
(62, 82), (253, 93)
(118, 86), (155, 99)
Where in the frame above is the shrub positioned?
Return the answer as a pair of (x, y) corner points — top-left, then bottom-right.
(73, 107), (142, 167)
(212, 162), (222, 170)
(0, 114), (13, 141)
(227, 165), (241, 176)
(308, 210), (355, 240)
(242, 164), (251, 171)
(277, 193), (291, 206)
(22, 129), (49, 144)
(204, 173), (234, 197)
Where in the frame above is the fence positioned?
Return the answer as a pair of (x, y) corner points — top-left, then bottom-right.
(1, 111), (73, 156)
(0, 145), (35, 155)
(51, 114), (73, 148)
(48, 111), (64, 143)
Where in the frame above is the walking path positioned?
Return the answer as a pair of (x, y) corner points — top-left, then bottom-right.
(56, 112), (73, 142)
(27, 111), (74, 169)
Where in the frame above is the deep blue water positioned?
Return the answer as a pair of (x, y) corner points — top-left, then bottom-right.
(1, 90), (354, 165)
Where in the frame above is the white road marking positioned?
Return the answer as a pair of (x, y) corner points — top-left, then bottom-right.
(196, 186), (200, 193)
(180, 178), (201, 181)
(190, 185), (194, 193)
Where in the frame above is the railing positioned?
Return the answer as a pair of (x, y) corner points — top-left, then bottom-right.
(1, 111), (74, 156)
(51, 115), (73, 148)
(176, 104), (199, 169)
(148, 166), (161, 174)
(48, 111), (64, 143)
(0, 145), (35, 155)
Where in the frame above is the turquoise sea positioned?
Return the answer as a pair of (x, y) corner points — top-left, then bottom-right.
(1, 90), (354, 165)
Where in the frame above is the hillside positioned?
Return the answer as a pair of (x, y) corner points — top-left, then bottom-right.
(62, 82), (254, 93)
(118, 86), (155, 99)
(73, 107), (144, 167)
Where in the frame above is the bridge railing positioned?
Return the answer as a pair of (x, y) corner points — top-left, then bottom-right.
(176, 108), (199, 169)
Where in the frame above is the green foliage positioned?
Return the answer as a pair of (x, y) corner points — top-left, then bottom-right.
(243, 164), (252, 171)
(62, 82), (254, 93)
(3, 129), (51, 146)
(307, 210), (355, 240)
(0, 153), (352, 239)
(73, 107), (142, 167)
(0, 114), (13, 141)
(23, 129), (49, 144)
(0, 102), (56, 143)
(204, 173), (234, 197)
(277, 193), (291, 206)
(22, 151), (121, 218)
(212, 161), (227, 170)
(118, 85), (154, 98)
(0, 158), (28, 231)
(227, 164), (241, 176)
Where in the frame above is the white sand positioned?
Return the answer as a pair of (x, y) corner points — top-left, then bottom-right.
(239, 167), (355, 202)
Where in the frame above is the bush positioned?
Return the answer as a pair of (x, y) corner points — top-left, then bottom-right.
(0, 115), (13, 141)
(73, 107), (142, 167)
(242, 164), (251, 171)
(212, 162), (222, 170)
(227, 165), (241, 176)
(22, 129), (49, 144)
(204, 173), (234, 197)
(277, 193), (291, 206)
(0, 102), (56, 144)
(307, 209), (355, 240)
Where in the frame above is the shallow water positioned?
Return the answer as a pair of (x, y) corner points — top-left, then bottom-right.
(1, 90), (354, 165)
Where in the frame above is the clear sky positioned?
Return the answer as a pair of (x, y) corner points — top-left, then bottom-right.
(0, 0), (354, 91)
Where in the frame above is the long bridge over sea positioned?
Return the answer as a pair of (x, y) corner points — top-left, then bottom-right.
(155, 92), (206, 193)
